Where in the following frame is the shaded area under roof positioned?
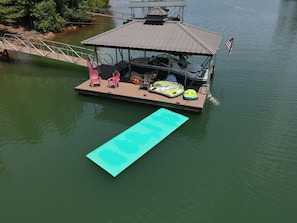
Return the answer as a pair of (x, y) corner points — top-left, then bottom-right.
(82, 20), (222, 56)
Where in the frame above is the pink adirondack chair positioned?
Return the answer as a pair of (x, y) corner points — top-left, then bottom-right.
(89, 70), (101, 87)
(107, 70), (120, 88)
(87, 59), (101, 87)
(87, 59), (93, 73)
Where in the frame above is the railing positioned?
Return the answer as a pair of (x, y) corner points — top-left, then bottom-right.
(0, 33), (113, 66)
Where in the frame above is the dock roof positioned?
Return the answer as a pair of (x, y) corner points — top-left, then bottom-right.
(82, 19), (222, 56)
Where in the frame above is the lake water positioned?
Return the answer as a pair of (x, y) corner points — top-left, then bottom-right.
(1, 0), (297, 222)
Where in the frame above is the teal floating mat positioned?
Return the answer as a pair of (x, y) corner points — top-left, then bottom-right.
(86, 108), (189, 177)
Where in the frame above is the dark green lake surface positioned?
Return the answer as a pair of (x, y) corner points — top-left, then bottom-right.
(1, 0), (297, 222)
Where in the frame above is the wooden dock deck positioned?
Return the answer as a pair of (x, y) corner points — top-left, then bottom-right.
(75, 79), (208, 113)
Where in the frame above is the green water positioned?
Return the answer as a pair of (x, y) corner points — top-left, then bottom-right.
(1, 0), (297, 222)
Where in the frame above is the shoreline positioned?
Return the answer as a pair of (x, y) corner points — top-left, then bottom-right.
(0, 24), (84, 41)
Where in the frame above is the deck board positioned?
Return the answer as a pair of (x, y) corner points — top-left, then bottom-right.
(75, 79), (208, 112)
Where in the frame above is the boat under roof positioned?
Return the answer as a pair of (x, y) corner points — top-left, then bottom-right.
(76, 6), (223, 113)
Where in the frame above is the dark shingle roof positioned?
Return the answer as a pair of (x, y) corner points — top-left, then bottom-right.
(82, 20), (222, 55)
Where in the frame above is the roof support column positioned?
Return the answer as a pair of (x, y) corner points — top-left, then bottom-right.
(128, 49), (131, 73)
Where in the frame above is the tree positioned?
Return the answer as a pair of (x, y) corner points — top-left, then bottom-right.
(63, 0), (92, 23)
(0, 0), (26, 24)
(0, 0), (110, 33)
(31, 0), (66, 33)
(87, 0), (109, 10)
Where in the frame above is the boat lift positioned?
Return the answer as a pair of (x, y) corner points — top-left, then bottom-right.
(128, 0), (186, 22)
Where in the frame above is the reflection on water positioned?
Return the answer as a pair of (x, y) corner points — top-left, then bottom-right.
(279, 0), (297, 31)
(274, 0), (297, 53)
(0, 156), (7, 181)
(0, 56), (86, 147)
(1, 0), (297, 222)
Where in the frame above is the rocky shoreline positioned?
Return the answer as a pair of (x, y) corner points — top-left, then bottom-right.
(0, 24), (80, 40)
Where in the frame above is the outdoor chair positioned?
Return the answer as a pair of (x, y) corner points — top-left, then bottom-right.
(107, 70), (121, 88)
(88, 59), (101, 87)
(89, 70), (101, 87)
(140, 70), (158, 90)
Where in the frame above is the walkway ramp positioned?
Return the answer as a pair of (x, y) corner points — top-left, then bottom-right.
(0, 33), (112, 66)
(86, 108), (189, 177)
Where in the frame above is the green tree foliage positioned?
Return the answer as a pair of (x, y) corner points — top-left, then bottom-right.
(31, 0), (65, 33)
(0, 0), (109, 33)
(0, 0), (26, 24)
(87, 0), (109, 10)
(63, 0), (93, 23)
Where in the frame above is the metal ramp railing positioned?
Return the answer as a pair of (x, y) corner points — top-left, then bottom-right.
(0, 33), (112, 67)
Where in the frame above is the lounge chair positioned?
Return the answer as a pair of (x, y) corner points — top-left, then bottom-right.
(107, 70), (121, 88)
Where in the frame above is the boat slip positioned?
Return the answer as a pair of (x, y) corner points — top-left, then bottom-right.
(86, 108), (189, 177)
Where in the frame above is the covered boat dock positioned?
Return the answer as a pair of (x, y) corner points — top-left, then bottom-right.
(75, 6), (222, 112)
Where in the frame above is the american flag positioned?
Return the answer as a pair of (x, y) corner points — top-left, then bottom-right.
(225, 38), (234, 56)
